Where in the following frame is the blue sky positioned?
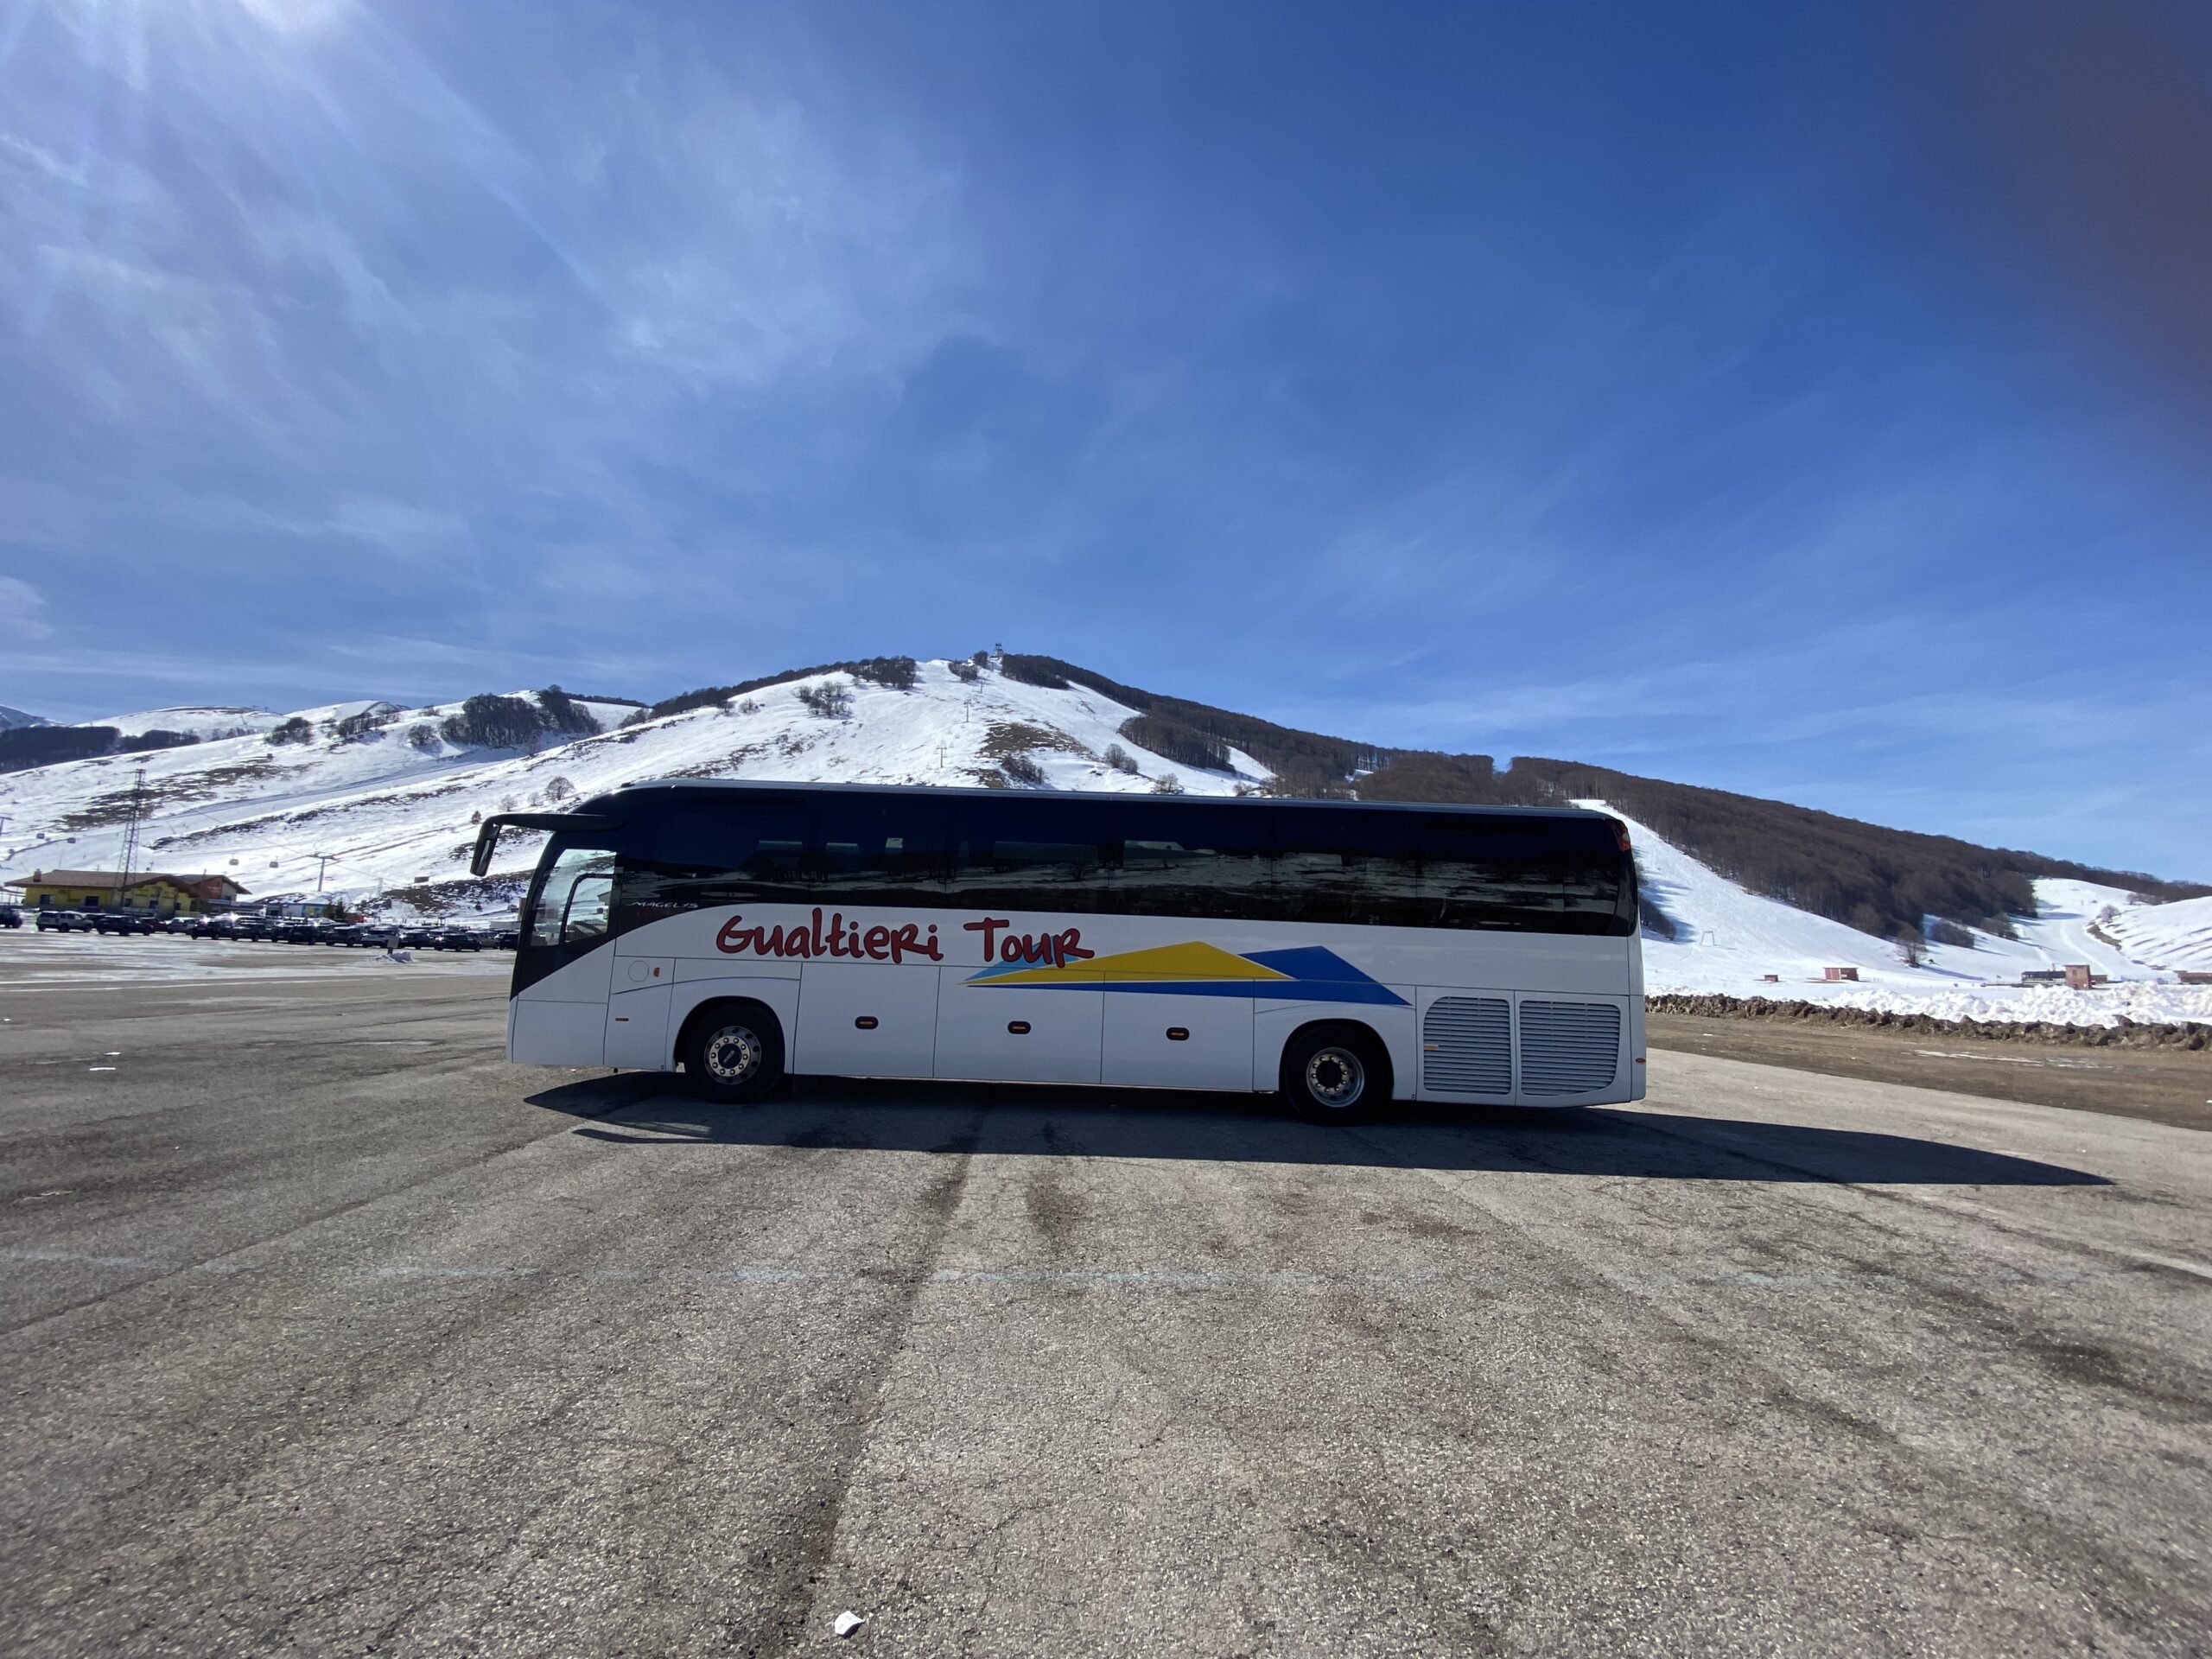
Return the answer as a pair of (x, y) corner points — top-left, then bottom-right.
(3, 1), (2207, 876)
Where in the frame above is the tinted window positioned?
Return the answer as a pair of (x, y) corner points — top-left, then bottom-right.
(947, 796), (1110, 912)
(1269, 805), (1425, 927)
(1103, 802), (1272, 918)
(1418, 814), (1561, 931)
(614, 798), (812, 931)
(814, 793), (950, 904)
(1554, 817), (1629, 934)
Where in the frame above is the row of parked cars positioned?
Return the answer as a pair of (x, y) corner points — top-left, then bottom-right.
(27, 908), (518, 950)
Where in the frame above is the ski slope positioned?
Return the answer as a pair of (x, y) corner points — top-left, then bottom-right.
(90, 706), (289, 741)
(1602, 803), (2209, 1026)
(2103, 894), (2212, 974)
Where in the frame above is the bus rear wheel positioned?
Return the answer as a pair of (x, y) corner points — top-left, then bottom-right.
(683, 1001), (785, 1103)
(1280, 1024), (1389, 1126)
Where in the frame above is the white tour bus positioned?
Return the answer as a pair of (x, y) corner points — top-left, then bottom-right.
(473, 780), (1645, 1122)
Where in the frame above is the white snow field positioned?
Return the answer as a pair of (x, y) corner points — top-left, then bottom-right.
(90, 706), (291, 741)
(1612, 804), (2209, 1026)
(2103, 893), (2212, 974)
(2, 661), (2201, 1026)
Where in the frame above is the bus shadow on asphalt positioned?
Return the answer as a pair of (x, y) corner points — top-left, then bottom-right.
(524, 1075), (2108, 1186)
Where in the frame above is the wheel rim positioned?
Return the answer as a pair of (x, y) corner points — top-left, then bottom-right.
(1305, 1046), (1366, 1109)
(702, 1024), (764, 1085)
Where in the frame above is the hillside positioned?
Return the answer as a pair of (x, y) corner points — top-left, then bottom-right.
(1, 652), (2204, 1024)
(2105, 895), (2212, 974)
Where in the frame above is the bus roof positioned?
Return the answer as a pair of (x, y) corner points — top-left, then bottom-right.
(592, 777), (1615, 823)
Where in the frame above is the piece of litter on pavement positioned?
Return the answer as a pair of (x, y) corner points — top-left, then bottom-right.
(87, 1066), (117, 1072)
(833, 1611), (865, 1638)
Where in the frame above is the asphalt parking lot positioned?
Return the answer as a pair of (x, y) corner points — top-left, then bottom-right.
(2, 934), (2208, 1657)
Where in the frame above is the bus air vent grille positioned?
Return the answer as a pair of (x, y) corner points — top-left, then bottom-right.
(1421, 996), (1511, 1096)
(1517, 1001), (1621, 1097)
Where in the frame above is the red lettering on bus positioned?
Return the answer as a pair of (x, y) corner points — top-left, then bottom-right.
(715, 913), (951, 964)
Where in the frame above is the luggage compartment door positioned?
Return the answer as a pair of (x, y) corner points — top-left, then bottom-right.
(1102, 992), (1254, 1091)
(934, 973), (1103, 1084)
(795, 962), (940, 1078)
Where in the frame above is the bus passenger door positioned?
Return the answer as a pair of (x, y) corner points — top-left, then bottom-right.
(1102, 993), (1254, 1091)
(606, 955), (674, 1070)
(795, 962), (939, 1078)
(934, 972), (1103, 1085)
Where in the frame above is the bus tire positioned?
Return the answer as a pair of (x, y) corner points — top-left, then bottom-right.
(1280, 1023), (1389, 1125)
(681, 1001), (785, 1103)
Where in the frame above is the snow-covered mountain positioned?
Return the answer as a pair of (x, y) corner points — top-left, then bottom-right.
(0, 705), (48, 732)
(91, 706), (285, 741)
(2, 658), (2204, 1025)
(0, 664), (1257, 911)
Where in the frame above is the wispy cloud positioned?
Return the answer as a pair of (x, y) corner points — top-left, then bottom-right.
(0, 575), (53, 641)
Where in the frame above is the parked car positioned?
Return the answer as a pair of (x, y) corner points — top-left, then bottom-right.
(230, 916), (275, 941)
(91, 911), (156, 936)
(36, 908), (82, 931)
(274, 918), (321, 944)
(0, 904), (21, 929)
(423, 925), (481, 951)
(396, 924), (440, 949)
(160, 914), (198, 935)
(489, 925), (520, 950)
(189, 916), (238, 939)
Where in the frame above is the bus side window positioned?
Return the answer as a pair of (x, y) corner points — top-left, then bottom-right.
(1552, 818), (1630, 935)
(815, 796), (950, 904)
(562, 870), (613, 941)
(1418, 817), (1558, 930)
(615, 802), (812, 924)
(1272, 806), (1423, 927)
(946, 797), (1110, 911)
(1107, 804), (1272, 918)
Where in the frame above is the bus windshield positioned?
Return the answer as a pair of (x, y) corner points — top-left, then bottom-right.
(525, 844), (615, 949)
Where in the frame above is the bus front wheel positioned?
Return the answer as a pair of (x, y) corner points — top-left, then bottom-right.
(682, 1001), (785, 1103)
(1280, 1024), (1389, 1126)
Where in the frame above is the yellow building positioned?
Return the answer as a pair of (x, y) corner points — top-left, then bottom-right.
(19, 869), (249, 916)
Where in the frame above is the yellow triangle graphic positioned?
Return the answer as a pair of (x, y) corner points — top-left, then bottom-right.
(1092, 941), (1290, 980)
(973, 941), (1294, 987)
